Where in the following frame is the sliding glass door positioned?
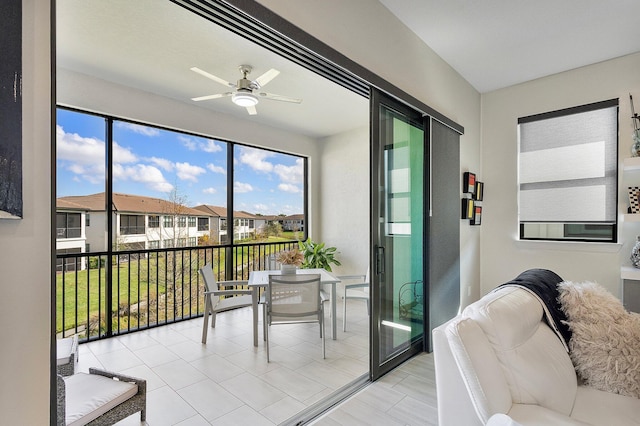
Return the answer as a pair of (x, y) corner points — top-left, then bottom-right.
(371, 90), (428, 378)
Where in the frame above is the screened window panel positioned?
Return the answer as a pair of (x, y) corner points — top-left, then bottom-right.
(518, 100), (618, 241)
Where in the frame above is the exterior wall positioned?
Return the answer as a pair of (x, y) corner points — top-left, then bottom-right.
(0, 1), (52, 424)
(85, 211), (107, 251)
(481, 52), (640, 298)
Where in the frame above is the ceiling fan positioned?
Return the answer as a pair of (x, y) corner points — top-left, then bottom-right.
(190, 65), (302, 115)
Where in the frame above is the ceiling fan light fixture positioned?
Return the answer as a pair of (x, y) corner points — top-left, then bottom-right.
(232, 92), (258, 107)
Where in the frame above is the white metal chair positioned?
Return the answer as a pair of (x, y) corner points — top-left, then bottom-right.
(263, 273), (327, 362)
(338, 267), (370, 331)
(199, 264), (253, 344)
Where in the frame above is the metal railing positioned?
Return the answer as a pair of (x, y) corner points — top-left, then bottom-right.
(55, 241), (298, 342)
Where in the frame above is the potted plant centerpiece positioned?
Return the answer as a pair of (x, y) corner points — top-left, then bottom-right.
(276, 247), (303, 274)
(298, 238), (341, 272)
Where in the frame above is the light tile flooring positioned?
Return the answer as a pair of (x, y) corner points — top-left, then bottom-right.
(76, 296), (437, 425)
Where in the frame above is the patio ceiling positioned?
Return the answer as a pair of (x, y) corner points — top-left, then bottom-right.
(56, 0), (369, 139)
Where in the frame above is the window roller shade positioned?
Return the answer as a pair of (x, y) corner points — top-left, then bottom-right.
(519, 103), (617, 224)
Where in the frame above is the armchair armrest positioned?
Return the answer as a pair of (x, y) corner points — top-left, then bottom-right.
(206, 289), (253, 296)
(219, 280), (249, 288)
(337, 274), (367, 281)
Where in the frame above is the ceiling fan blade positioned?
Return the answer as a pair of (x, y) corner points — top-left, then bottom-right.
(254, 68), (280, 88)
(258, 92), (302, 104)
(246, 105), (258, 115)
(191, 92), (233, 102)
(190, 67), (234, 88)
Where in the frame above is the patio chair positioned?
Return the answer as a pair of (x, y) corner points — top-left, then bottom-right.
(263, 273), (327, 362)
(56, 335), (78, 377)
(199, 264), (253, 344)
(338, 267), (370, 331)
(57, 368), (146, 425)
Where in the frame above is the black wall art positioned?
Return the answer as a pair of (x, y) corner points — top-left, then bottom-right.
(0, 0), (23, 219)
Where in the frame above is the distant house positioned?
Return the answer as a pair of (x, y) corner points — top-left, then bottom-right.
(192, 205), (257, 243)
(56, 193), (215, 270)
(282, 214), (304, 232)
(56, 194), (306, 271)
(56, 198), (90, 272)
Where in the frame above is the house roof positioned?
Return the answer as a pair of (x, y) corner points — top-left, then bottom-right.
(57, 193), (211, 216)
(56, 198), (90, 211)
(57, 194), (304, 219)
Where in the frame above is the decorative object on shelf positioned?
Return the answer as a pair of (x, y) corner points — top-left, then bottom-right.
(462, 171), (483, 225)
(474, 181), (484, 201)
(631, 236), (640, 268)
(463, 172), (476, 194)
(298, 238), (341, 272)
(629, 187), (640, 213)
(461, 198), (474, 219)
(471, 205), (482, 225)
(630, 94), (640, 157)
(276, 248), (303, 274)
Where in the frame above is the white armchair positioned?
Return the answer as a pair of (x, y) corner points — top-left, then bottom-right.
(433, 284), (640, 425)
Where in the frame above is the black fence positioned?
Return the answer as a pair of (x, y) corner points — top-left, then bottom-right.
(55, 241), (298, 342)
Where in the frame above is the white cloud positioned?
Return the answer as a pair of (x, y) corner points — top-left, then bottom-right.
(274, 158), (303, 184)
(234, 181), (254, 193)
(175, 162), (206, 182)
(207, 163), (226, 174)
(149, 157), (174, 172)
(57, 125), (109, 184)
(252, 203), (270, 213)
(114, 163), (174, 193)
(178, 136), (223, 153)
(278, 183), (300, 193)
(239, 147), (274, 173)
(202, 187), (217, 194)
(201, 139), (222, 153)
(179, 136), (197, 151)
(115, 122), (160, 137)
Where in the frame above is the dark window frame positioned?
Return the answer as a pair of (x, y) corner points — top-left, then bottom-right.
(518, 99), (619, 243)
(120, 214), (146, 235)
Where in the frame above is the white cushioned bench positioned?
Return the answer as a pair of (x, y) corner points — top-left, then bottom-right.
(57, 368), (146, 426)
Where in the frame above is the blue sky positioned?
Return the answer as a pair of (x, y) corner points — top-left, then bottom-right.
(56, 109), (304, 215)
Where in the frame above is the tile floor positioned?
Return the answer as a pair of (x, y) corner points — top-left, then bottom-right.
(75, 296), (437, 425)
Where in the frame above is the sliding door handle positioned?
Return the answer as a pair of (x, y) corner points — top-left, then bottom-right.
(376, 246), (385, 275)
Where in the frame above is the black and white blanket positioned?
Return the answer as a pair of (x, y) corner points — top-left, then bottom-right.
(495, 268), (571, 351)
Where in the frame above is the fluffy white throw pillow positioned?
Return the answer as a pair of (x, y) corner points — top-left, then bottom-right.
(557, 280), (640, 399)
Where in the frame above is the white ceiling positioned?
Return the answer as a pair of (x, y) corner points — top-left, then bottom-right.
(380, 0), (640, 93)
(56, 0), (369, 139)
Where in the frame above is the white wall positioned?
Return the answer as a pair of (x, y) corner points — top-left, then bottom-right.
(0, 1), (51, 424)
(256, 0), (483, 308)
(320, 125), (370, 275)
(481, 52), (640, 297)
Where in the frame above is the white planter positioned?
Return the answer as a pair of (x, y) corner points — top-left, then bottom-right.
(280, 264), (298, 275)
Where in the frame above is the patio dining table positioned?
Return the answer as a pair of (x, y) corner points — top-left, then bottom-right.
(248, 268), (341, 346)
